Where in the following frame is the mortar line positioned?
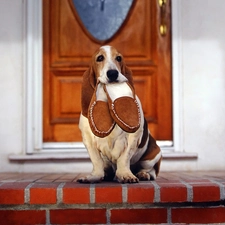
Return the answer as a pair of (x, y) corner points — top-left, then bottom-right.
(45, 209), (50, 225)
(90, 184), (95, 203)
(180, 180), (193, 202)
(106, 208), (111, 225)
(24, 182), (35, 204)
(210, 179), (225, 200)
(57, 182), (66, 204)
(122, 184), (127, 203)
(167, 207), (172, 224)
(152, 181), (160, 202)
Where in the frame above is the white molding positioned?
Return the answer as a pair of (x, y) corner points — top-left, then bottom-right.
(171, 0), (184, 152)
(9, 152), (90, 161)
(9, 151), (197, 161)
(24, 0), (184, 154)
(24, 0), (43, 153)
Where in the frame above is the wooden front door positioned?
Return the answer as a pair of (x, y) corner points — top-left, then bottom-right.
(43, 0), (172, 142)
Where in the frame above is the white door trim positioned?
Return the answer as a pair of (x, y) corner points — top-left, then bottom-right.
(171, 0), (184, 152)
(24, 0), (43, 153)
(24, 0), (183, 154)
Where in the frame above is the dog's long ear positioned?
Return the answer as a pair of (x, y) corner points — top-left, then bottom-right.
(121, 62), (134, 88)
(81, 67), (97, 117)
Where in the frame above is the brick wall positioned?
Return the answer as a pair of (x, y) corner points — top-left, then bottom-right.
(0, 172), (224, 224)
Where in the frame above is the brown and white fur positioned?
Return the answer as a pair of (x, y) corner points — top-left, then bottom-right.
(78, 46), (162, 183)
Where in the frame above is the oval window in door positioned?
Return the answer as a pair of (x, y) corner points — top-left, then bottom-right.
(72, 0), (134, 42)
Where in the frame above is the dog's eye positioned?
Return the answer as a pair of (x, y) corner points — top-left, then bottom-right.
(97, 55), (104, 62)
(116, 56), (122, 62)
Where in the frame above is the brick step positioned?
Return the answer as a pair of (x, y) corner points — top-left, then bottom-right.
(0, 171), (224, 224)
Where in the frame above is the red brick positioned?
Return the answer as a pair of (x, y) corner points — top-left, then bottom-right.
(110, 208), (167, 224)
(192, 183), (220, 202)
(159, 183), (187, 202)
(50, 209), (106, 224)
(95, 183), (122, 203)
(0, 182), (29, 204)
(30, 183), (58, 204)
(0, 210), (46, 225)
(128, 183), (154, 203)
(172, 207), (225, 223)
(63, 183), (90, 204)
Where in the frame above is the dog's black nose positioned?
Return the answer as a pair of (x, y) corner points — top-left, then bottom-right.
(107, 69), (118, 82)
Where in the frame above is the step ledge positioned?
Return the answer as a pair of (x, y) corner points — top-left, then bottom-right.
(8, 152), (198, 161)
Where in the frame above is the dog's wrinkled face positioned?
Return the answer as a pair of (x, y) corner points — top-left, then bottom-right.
(92, 46), (128, 84)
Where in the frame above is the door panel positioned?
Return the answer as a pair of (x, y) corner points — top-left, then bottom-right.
(43, 0), (172, 142)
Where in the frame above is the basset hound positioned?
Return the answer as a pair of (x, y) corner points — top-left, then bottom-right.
(78, 45), (162, 183)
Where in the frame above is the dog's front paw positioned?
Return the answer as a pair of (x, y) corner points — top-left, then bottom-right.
(116, 170), (139, 183)
(77, 174), (104, 183)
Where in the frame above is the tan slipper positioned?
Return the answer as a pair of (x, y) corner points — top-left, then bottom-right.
(88, 83), (115, 138)
(104, 82), (141, 133)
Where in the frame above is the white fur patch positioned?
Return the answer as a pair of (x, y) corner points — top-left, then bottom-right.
(139, 151), (162, 170)
(96, 83), (107, 101)
(105, 82), (133, 101)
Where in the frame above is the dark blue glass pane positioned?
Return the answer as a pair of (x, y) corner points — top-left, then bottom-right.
(72, 0), (133, 41)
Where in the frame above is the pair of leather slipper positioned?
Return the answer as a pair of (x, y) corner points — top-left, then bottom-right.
(88, 82), (140, 138)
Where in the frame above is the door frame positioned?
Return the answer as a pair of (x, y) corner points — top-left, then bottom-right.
(24, 0), (183, 154)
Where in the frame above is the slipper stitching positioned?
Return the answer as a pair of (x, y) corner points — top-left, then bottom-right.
(111, 98), (141, 131)
(89, 101), (115, 136)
